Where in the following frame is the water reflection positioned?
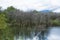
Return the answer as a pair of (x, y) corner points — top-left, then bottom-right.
(47, 27), (60, 40)
(14, 27), (60, 40)
(14, 32), (46, 40)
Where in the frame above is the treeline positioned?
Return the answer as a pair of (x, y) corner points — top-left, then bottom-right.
(0, 6), (60, 40)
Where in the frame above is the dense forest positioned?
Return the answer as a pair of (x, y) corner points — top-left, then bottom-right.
(0, 6), (60, 40)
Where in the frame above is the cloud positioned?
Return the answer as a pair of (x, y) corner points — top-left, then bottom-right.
(0, 0), (60, 12)
(53, 9), (60, 12)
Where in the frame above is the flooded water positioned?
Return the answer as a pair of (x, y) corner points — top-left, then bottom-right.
(14, 27), (60, 40)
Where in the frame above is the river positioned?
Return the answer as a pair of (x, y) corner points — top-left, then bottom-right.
(47, 27), (60, 40)
(14, 27), (60, 40)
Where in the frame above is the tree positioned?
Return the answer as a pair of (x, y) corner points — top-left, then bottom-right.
(0, 12), (7, 29)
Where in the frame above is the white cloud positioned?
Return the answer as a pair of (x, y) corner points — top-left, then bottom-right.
(53, 9), (60, 12)
(0, 0), (60, 12)
(50, 0), (60, 6)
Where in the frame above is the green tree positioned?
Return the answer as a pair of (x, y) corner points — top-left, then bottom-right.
(0, 12), (7, 29)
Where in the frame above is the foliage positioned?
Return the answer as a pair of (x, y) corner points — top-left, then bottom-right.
(52, 19), (60, 26)
(0, 12), (7, 29)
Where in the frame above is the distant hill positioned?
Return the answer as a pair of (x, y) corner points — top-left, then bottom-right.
(40, 10), (52, 13)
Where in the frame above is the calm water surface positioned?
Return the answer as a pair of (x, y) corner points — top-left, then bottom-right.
(14, 27), (60, 40)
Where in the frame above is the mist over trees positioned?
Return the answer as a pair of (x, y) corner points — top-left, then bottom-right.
(0, 6), (60, 40)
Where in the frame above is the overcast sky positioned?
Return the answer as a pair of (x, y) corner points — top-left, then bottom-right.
(0, 0), (60, 12)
